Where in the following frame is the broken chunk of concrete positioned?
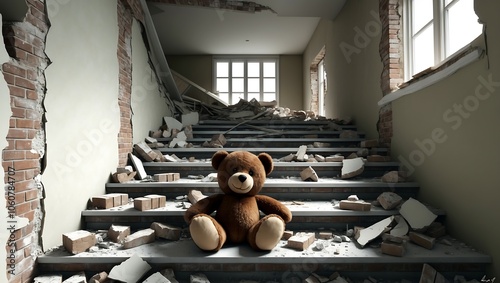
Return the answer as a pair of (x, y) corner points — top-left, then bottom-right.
(34, 274), (63, 283)
(314, 154), (325, 162)
(108, 225), (131, 243)
(347, 195), (359, 201)
(399, 198), (437, 230)
(188, 190), (207, 204)
(210, 134), (226, 146)
(409, 231), (436, 249)
(318, 231), (332, 239)
(287, 232), (315, 250)
(300, 166), (319, 182)
(164, 116), (183, 131)
(182, 111), (199, 127)
(279, 153), (295, 162)
(129, 153), (148, 180)
(62, 230), (97, 254)
(377, 192), (403, 210)
(169, 131), (188, 148)
(108, 254), (152, 283)
(151, 222), (182, 241)
(381, 171), (405, 183)
(339, 200), (371, 211)
(355, 216), (394, 248)
(62, 271), (86, 283)
(341, 157), (364, 179)
(143, 272), (171, 283)
(390, 215), (409, 237)
(122, 228), (156, 249)
(295, 145), (308, 161)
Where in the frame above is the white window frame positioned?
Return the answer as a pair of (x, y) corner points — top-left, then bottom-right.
(403, 0), (482, 81)
(317, 59), (326, 117)
(213, 56), (279, 105)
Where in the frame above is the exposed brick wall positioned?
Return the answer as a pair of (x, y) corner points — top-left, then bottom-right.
(117, 0), (145, 167)
(309, 46), (325, 115)
(377, 0), (403, 147)
(2, 1), (49, 282)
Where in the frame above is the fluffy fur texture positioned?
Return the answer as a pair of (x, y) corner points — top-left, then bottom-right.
(184, 150), (292, 251)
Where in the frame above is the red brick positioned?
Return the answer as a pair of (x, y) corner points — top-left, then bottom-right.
(15, 140), (32, 150)
(16, 119), (34, 128)
(3, 150), (25, 160)
(3, 63), (26, 77)
(25, 190), (38, 201)
(11, 107), (26, 118)
(8, 128), (27, 139)
(15, 202), (31, 215)
(15, 77), (35, 90)
(13, 159), (38, 171)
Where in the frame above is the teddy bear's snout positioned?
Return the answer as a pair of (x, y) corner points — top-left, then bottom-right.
(238, 175), (247, 183)
(228, 172), (254, 194)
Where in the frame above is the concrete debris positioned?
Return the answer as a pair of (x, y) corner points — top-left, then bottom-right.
(381, 171), (406, 183)
(314, 154), (325, 162)
(346, 153), (358, 159)
(287, 232), (316, 250)
(339, 200), (371, 211)
(88, 272), (108, 283)
(182, 111), (199, 127)
(34, 274), (63, 283)
(377, 192), (403, 210)
(145, 136), (157, 144)
(332, 235), (343, 243)
(151, 222), (182, 241)
(409, 231), (436, 249)
(188, 189), (208, 204)
(62, 271), (86, 283)
(390, 215), (409, 237)
(300, 166), (319, 182)
(355, 216), (394, 248)
(399, 198), (437, 230)
(201, 172), (218, 182)
(169, 131), (188, 148)
(295, 145), (308, 161)
(143, 272), (172, 283)
(347, 195), (359, 201)
(341, 157), (364, 179)
(279, 153), (295, 162)
(62, 230), (97, 255)
(108, 254), (151, 283)
(326, 154), (344, 162)
(164, 116), (183, 131)
(108, 225), (131, 243)
(129, 153), (148, 180)
(190, 273), (211, 283)
(122, 228), (156, 249)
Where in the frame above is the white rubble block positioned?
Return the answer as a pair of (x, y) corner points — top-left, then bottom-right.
(390, 215), (409, 237)
(399, 198), (437, 230)
(143, 272), (171, 283)
(108, 254), (152, 283)
(377, 192), (403, 210)
(341, 157), (364, 179)
(130, 153), (148, 180)
(190, 273), (210, 283)
(169, 131), (188, 148)
(164, 116), (183, 131)
(300, 166), (319, 181)
(295, 145), (308, 161)
(34, 274), (63, 283)
(201, 173), (217, 182)
(355, 216), (394, 248)
(181, 111), (199, 126)
(347, 195), (359, 201)
(188, 189), (208, 204)
(62, 272), (86, 283)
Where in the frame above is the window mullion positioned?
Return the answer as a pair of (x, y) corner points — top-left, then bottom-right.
(228, 59), (233, 104)
(434, 0), (445, 64)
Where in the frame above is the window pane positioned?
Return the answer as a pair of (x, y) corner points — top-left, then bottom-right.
(219, 93), (229, 104)
(232, 78), (244, 92)
(232, 93), (244, 104)
(263, 78), (275, 92)
(248, 62), (260, 77)
(446, 0), (482, 56)
(232, 62), (244, 77)
(263, 62), (275, 77)
(216, 62), (228, 77)
(248, 78), (260, 92)
(248, 93), (260, 101)
(412, 0), (433, 33)
(413, 24), (434, 75)
(263, 93), (276, 101)
(216, 78), (228, 92)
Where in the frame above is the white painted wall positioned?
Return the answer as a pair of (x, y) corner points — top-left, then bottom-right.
(0, 14), (13, 282)
(131, 19), (172, 144)
(42, 0), (120, 249)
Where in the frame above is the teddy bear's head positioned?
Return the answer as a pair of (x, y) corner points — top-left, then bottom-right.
(212, 150), (273, 196)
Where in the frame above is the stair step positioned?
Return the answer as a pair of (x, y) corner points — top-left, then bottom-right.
(37, 237), (491, 282)
(142, 161), (400, 178)
(188, 130), (366, 138)
(157, 147), (389, 159)
(81, 201), (444, 231)
(105, 178), (419, 200)
(162, 137), (364, 147)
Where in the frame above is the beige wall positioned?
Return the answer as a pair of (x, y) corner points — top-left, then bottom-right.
(303, 1), (382, 139)
(167, 55), (303, 110)
(391, 0), (500, 276)
(131, 20), (172, 143)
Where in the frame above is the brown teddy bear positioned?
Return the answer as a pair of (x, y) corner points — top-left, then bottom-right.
(184, 150), (292, 252)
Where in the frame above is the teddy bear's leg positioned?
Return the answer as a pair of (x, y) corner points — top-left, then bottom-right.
(248, 214), (285, 251)
(189, 214), (226, 251)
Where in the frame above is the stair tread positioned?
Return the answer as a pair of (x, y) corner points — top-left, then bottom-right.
(38, 236), (491, 265)
(158, 147), (389, 154)
(82, 201), (445, 217)
(143, 161), (400, 167)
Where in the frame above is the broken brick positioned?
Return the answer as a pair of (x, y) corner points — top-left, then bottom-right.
(134, 141), (158, 162)
(108, 225), (131, 243)
(150, 222), (182, 241)
(339, 200), (371, 211)
(287, 232), (315, 250)
(122, 228), (156, 249)
(300, 166), (319, 182)
(381, 241), (405, 257)
(409, 231), (435, 250)
(62, 230), (97, 254)
(145, 194), (166, 208)
(377, 192), (403, 210)
(134, 197), (152, 211)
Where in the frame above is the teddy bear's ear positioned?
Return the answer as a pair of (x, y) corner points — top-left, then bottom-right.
(258, 152), (274, 175)
(212, 150), (229, 170)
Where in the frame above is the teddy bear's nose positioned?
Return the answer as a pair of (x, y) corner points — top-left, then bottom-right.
(238, 175), (247, 183)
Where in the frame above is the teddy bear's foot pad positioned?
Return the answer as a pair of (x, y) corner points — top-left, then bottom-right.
(190, 215), (222, 251)
(255, 216), (284, 250)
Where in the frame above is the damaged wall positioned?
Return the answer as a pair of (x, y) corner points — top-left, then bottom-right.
(391, 0), (500, 276)
(42, 0), (121, 250)
(131, 19), (172, 144)
(303, 0), (382, 139)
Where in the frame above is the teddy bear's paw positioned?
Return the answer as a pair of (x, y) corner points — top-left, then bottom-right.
(190, 215), (223, 251)
(255, 216), (285, 250)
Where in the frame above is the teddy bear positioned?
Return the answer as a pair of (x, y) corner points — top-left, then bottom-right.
(184, 150), (292, 252)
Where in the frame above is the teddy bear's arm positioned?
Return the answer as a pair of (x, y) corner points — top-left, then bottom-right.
(255, 195), (292, 223)
(184, 194), (224, 223)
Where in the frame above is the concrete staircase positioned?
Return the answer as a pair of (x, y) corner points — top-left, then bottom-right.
(36, 119), (491, 283)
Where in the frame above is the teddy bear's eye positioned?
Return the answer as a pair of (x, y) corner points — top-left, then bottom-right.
(249, 170), (254, 176)
(232, 167), (238, 173)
